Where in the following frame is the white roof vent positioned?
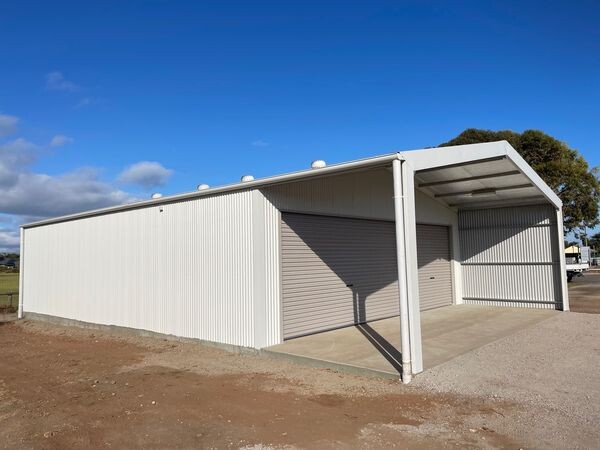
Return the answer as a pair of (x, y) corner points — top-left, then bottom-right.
(151, 193), (163, 199)
(240, 175), (255, 182)
(197, 183), (210, 191)
(311, 160), (326, 169)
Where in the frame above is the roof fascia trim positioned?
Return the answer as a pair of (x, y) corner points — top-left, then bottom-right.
(502, 142), (561, 208)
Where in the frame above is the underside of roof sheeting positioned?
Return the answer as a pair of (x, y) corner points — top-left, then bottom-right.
(415, 158), (548, 209)
(402, 141), (561, 210)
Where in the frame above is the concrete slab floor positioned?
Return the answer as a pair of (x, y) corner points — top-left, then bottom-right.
(266, 305), (558, 377)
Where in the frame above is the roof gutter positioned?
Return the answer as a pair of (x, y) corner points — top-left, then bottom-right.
(23, 152), (402, 229)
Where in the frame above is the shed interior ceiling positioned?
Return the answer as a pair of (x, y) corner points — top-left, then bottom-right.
(415, 157), (548, 209)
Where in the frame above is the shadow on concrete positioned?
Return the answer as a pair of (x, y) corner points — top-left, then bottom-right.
(355, 322), (403, 373)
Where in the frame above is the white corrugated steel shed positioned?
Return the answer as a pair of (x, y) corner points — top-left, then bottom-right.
(19, 140), (569, 380)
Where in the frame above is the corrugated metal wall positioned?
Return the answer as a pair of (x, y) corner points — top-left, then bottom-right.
(262, 169), (395, 221)
(23, 191), (262, 347)
(254, 192), (282, 347)
(22, 167), (398, 350)
(459, 204), (562, 309)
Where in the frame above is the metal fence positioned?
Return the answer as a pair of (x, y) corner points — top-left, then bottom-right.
(0, 269), (19, 314)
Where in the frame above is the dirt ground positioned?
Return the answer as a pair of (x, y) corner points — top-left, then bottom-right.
(1, 274), (599, 449)
(1, 320), (518, 449)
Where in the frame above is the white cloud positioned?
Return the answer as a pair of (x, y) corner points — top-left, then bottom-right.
(50, 135), (74, 147)
(0, 114), (19, 137)
(0, 138), (38, 188)
(0, 139), (135, 218)
(251, 139), (269, 147)
(0, 168), (134, 218)
(46, 71), (80, 92)
(118, 161), (173, 189)
(0, 115), (152, 251)
(0, 228), (20, 252)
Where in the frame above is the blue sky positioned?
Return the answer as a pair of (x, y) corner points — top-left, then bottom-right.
(0, 1), (599, 250)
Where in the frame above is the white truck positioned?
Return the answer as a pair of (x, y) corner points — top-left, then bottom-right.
(565, 245), (590, 282)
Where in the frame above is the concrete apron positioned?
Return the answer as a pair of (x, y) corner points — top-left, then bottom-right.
(264, 305), (558, 379)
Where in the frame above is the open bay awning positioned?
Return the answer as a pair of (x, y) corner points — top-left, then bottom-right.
(401, 141), (561, 210)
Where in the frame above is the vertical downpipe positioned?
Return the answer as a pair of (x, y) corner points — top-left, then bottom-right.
(392, 158), (412, 383)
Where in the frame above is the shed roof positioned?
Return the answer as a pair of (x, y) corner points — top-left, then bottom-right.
(402, 141), (561, 210)
(23, 140), (560, 228)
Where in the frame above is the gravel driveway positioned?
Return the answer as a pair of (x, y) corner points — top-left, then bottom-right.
(415, 311), (600, 449)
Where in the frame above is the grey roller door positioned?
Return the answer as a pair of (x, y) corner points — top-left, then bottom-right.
(281, 213), (400, 339)
(416, 224), (453, 310)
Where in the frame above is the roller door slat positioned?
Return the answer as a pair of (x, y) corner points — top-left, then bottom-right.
(281, 213), (400, 339)
(416, 224), (453, 310)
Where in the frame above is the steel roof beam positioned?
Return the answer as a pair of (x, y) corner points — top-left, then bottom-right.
(448, 195), (547, 208)
(418, 170), (521, 187)
(434, 183), (533, 199)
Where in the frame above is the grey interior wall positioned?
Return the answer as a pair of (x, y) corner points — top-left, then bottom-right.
(459, 204), (562, 309)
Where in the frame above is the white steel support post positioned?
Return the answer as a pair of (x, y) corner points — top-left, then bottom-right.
(556, 207), (569, 311)
(392, 158), (412, 383)
(18, 227), (24, 319)
(400, 161), (424, 374)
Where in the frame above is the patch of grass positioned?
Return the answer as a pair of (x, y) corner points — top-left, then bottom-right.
(0, 272), (19, 309)
(0, 273), (19, 294)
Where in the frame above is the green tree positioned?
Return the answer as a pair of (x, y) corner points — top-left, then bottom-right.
(590, 232), (600, 251)
(439, 129), (600, 234)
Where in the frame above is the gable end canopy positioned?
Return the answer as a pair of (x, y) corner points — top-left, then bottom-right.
(401, 141), (561, 210)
